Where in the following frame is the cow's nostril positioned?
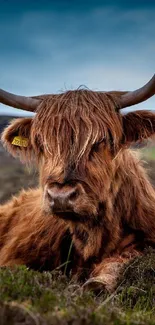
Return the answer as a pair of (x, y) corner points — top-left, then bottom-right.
(47, 190), (53, 201)
(68, 189), (79, 201)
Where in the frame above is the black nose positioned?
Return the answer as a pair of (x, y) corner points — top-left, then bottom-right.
(47, 186), (79, 212)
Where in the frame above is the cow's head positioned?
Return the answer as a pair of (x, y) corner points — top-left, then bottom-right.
(1, 76), (155, 226)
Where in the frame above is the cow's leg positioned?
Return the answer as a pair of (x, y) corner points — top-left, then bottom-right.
(83, 252), (141, 293)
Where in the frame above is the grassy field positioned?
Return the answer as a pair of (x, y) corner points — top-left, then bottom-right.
(1, 119), (155, 324)
(0, 249), (155, 325)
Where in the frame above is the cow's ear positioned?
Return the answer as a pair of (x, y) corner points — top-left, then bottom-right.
(1, 118), (33, 162)
(122, 111), (155, 144)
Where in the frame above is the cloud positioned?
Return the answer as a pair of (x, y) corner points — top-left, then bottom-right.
(0, 4), (155, 115)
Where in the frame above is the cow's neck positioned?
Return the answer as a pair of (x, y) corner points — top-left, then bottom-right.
(111, 149), (155, 243)
(69, 207), (122, 262)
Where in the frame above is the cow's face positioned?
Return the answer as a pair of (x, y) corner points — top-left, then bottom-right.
(2, 90), (155, 225)
(39, 136), (119, 222)
(32, 91), (123, 223)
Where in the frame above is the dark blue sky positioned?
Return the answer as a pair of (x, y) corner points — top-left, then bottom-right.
(0, 0), (155, 115)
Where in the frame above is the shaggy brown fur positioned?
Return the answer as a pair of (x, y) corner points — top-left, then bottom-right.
(1, 89), (155, 291)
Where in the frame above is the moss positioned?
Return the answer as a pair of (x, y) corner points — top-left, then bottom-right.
(116, 248), (155, 311)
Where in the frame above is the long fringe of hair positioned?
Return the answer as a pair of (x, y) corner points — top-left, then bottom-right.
(31, 90), (123, 164)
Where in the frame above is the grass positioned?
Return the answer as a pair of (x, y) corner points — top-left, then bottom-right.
(140, 147), (155, 160)
(0, 248), (155, 324)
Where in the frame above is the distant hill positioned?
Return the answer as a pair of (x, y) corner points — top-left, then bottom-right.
(0, 115), (16, 134)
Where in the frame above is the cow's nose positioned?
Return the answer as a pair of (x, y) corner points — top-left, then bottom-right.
(47, 187), (79, 212)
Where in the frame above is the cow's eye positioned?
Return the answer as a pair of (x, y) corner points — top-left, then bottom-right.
(91, 142), (101, 153)
(89, 139), (105, 158)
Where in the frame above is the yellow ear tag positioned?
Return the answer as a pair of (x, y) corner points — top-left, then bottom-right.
(12, 136), (29, 148)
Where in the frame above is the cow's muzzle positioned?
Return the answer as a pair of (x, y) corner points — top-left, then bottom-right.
(46, 183), (84, 214)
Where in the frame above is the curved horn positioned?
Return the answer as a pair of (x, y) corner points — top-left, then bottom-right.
(119, 74), (155, 109)
(0, 89), (41, 112)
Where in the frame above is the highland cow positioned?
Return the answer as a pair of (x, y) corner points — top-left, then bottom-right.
(0, 75), (155, 292)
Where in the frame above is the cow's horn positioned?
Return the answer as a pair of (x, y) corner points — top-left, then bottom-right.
(119, 74), (155, 108)
(0, 89), (41, 112)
